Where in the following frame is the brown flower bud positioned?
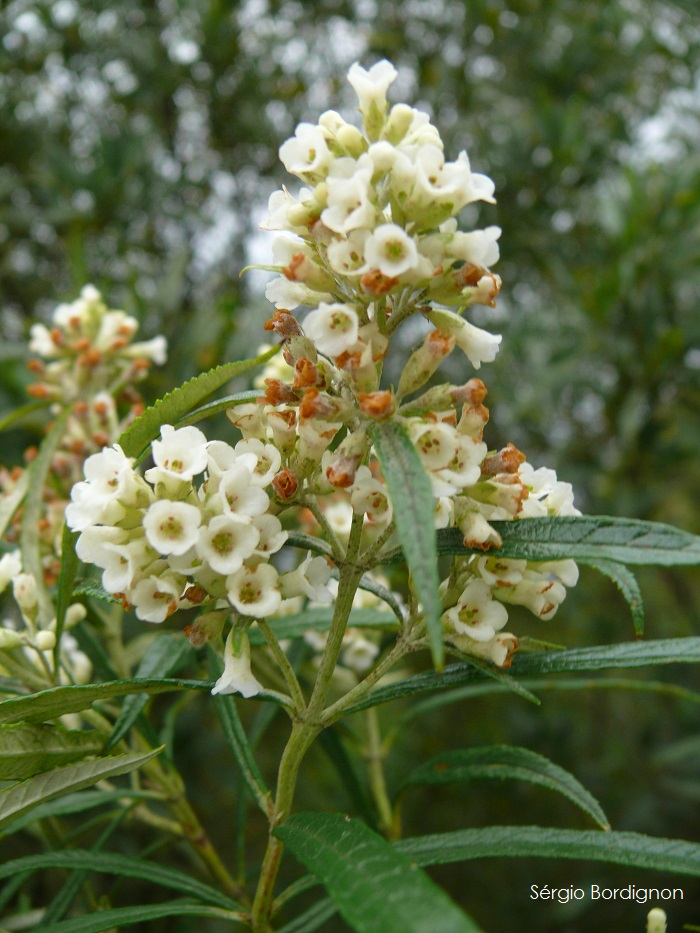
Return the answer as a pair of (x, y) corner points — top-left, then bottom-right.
(272, 467), (299, 500)
(258, 379), (299, 406)
(481, 443), (527, 476)
(293, 357), (319, 388)
(358, 390), (395, 420)
(264, 309), (302, 339)
(360, 269), (399, 296)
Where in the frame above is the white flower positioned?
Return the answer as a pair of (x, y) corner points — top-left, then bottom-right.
(474, 556), (527, 588)
(303, 303), (359, 357)
(321, 155), (376, 233)
(494, 570), (568, 621)
(143, 500), (202, 556)
(0, 551), (22, 594)
(218, 464), (271, 518)
(408, 422), (458, 471)
(347, 60), (398, 113)
(447, 226), (502, 267)
(212, 629), (263, 698)
(427, 308), (501, 369)
(518, 463), (580, 517)
(443, 578), (509, 642)
(13, 573), (38, 615)
(350, 466), (392, 523)
(280, 553), (333, 604)
(252, 514), (288, 557)
(432, 436), (487, 495)
(66, 444), (140, 531)
(130, 572), (182, 623)
(450, 630), (518, 668)
(342, 634), (380, 673)
(326, 229), (369, 276)
(226, 564), (281, 617)
(261, 186), (316, 234)
(196, 514), (260, 575)
(363, 224), (420, 277)
(234, 439), (281, 487)
(148, 425), (209, 484)
(28, 323), (60, 358)
(279, 122), (333, 178)
(124, 335), (168, 365)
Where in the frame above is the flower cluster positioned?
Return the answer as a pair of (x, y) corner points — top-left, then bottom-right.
(28, 285), (166, 405)
(65, 60), (582, 694)
(66, 425), (333, 627)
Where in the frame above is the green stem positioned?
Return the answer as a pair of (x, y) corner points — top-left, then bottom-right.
(257, 619), (306, 713)
(250, 513), (365, 930)
(364, 707), (397, 840)
(321, 638), (408, 725)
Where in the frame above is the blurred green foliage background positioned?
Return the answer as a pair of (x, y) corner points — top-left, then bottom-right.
(1, 0), (699, 929)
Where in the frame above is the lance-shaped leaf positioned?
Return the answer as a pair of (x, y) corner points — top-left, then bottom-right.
(103, 634), (192, 751)
(0, 397), (52, 434)
(585, 558), (645, 636)
(214, 690), (273, 818)
(370, 422), (443, 669)
(429, 517), (700, 566)
(0, 723), (104, 780)
(0, 678), (210, 725)
(54, 524), (81, 671)
(275, 812), (483, 933)
(0, 850), (242, 910)
(247, 607), (397, 647)
(0, 747), (163, 830)
(118, 344), (279, 459)
(20, 408), (71, 625)
(174, 389), (262, 427)
(342, 637), (700, 714)
(398, 746), (609, 829)
(15, 900), (244, 933)
(0, 789), (163, 837)
(396, 825), (700, 876)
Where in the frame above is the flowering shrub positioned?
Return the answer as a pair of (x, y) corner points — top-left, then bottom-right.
(0, 61), (698, 933)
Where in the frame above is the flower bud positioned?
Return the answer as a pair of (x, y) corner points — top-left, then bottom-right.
(35, 630), (57, 652)
(13, 573), (38, 615)
(397, 330), (456, 398)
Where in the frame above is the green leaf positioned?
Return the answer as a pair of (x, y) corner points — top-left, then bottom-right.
(0, 678), (210, 725)
(585, 558), (645, 636)
(214, 690), (273, 817)
(103, 634), (191, 751)
(0, 470), (29, 540)
(247, 607), (397, 646)
(118, 345), (279, 459)
(277, 898), (337, 933)
(399, 677), (700, 727)
(0, 747), (163, 830)
(399, 746), (609, 829)
(0, 723), (103, 780)
(396, 825), (700, 877)
(174, 389), (262, 427)
(12, 900), (244, 932)
(20, 408), (71, 625)
(275, 812), (483, 933)
(343, 637), (700, 714)
(72, 578), (120, 604)
(0, 850), (243, 910)
(429, 517), (700, 566)
(54, 525), (81, 671)
(370, 422), (443, 669)
(0, 789), (163, 837)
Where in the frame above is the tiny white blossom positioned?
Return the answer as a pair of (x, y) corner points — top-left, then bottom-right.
(280, 553), (333, 604)
(363, 224), (420, 278)
(227, 564), (281, 617)
(347, 60), (398, 113)
(13, 573), (38, 615)
(279, 122), (333, 178)
(197, 513), (260, 575)
(218, 464), (270, 518)
(252, 514), (288, 557)
(303, 303), (359, 357)
(130, 572), (182, 623)
(212, 629), (263, 698)
(148, 425), (209, 484)
(342, 634), (380, 673)
(427, 308), (501, 369)
(143, 500), (202, 556)
(234, 439), (282, 487)
(0, 551), (22, 594)
(443, 578), (509, 642)
(321, 155), (376, 233)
